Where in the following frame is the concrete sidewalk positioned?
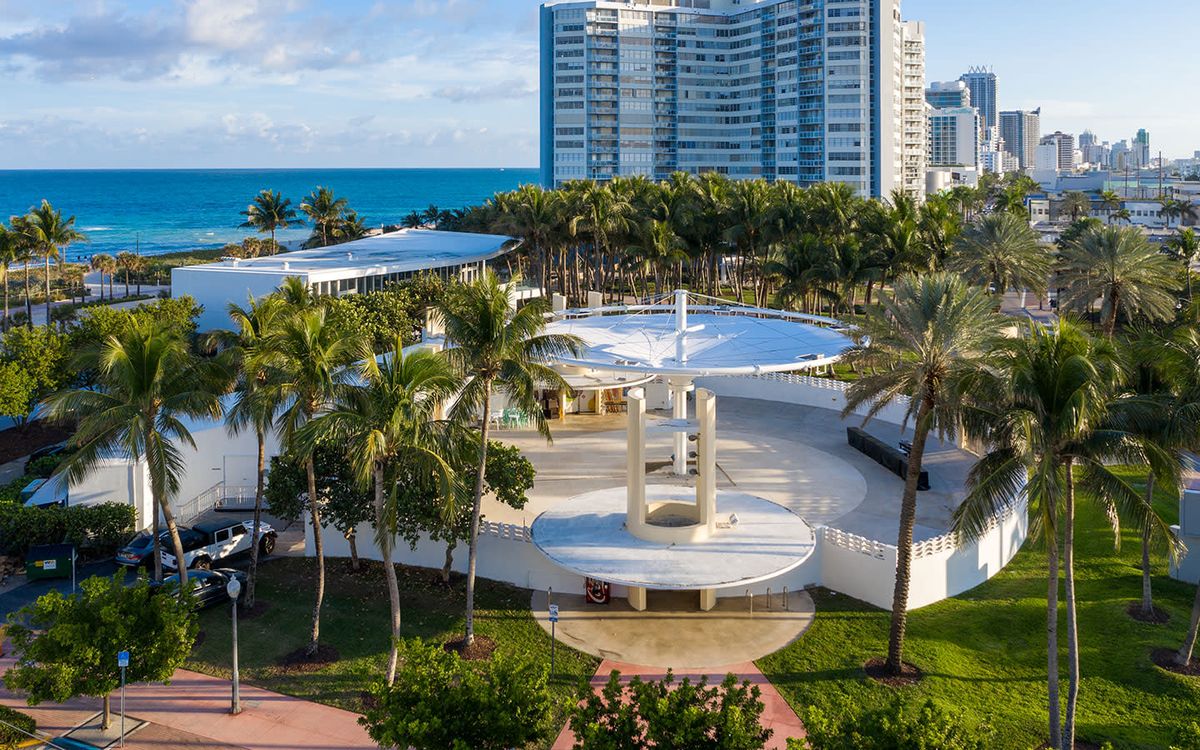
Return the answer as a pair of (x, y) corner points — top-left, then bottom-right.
(1, 650), (376, 750)
(551, 659), (804, 750)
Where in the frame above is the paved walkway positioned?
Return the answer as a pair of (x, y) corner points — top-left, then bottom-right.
(0, 650), (376, 750)
(551, 659), (804, 750)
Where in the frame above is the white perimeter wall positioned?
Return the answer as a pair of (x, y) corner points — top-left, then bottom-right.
(304, 373), (1029, 612)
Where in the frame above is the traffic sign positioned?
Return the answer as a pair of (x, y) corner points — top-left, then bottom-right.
(117, 650), (129, 668)
(548, 604), (559, 623)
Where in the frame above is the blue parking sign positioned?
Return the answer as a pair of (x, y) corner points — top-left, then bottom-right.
(117, 650), (129, 668)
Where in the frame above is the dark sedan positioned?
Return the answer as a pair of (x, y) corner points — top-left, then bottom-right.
(154, 568), (247, 609)
(114, 529), (203, 569)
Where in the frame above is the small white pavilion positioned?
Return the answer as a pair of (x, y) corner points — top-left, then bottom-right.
(531, 291), (855, 610)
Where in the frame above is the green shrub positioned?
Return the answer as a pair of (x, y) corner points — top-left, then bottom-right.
(1173, 722), (1200, 750)
(0, 476), (30, 504)
(24, 451), (72, 478)
(360, 639), (556, 750)
(0, 705), (36, 749)
(791, 698), (993, 750)
(0, 502), (136, 557)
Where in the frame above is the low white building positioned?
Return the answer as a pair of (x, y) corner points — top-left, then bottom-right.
(173, 229), (518, 331)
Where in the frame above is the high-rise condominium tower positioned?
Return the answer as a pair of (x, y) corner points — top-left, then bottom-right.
(1134, 128), (1151, 167)
(999, 108), (1040, 171)
(1040, 131), (1075, 171)
(540, 0), (927, 199)
(959, 66), (997, 130)
(925, 80), (970, 110)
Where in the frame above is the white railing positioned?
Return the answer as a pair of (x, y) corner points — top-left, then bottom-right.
(173, 482), (223, 523)
(746, 371), (913, 408)
(216, 486), (259, 509)
(911, 499), (1024, 560)
(479, 519), (533, 543)
(819, 526), (890, 559)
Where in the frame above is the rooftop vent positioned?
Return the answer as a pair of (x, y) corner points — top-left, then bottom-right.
(282, 261), (290, 271)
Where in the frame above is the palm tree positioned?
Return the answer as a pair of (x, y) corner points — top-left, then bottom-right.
(333, 212), (368, 244)
(8, 215), (36, 325)
(953, 320), (1175, 750)
(1058, 225), (1178, 336)
(948, 212), (1052, 296)
(240, 190), (300, 254)
(300, 187), (349, 248)
(98, 253), (117, 301)
(0, 224), (16, 331)
(401, 211), (424, 229)
(207, 295), (289, 608)
(1099, 190), (1123, 224)
(115, 251), (135, 298)
(1167, 228), (1200, 301)
(90, 253), (111, 302)
(259, 306), (356, 656)
(1059, 191), (1093, 223)
(128, 254), (147, 295)
(300, 339), (462, 684)
(842, 272), (1005, 676)
(438, 272), (580, 647)
(42, 318), (223, 585)
(24, 200), (85, 324)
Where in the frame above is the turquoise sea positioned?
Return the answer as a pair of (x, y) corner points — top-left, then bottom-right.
(0, 168), (539, 261)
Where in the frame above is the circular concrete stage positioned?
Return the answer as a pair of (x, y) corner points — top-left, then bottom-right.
(531, 485), (816, 590)
(532, 588), (816, 668)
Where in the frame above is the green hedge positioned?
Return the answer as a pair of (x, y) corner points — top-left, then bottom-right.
(0, 705), (36, 750)
(0, 502), (136, 557)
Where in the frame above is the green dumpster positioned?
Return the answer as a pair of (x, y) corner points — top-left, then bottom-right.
(26, 543), (75, 581)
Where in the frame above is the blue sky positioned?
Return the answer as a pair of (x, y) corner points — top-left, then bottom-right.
(0, 0), (1196, 169)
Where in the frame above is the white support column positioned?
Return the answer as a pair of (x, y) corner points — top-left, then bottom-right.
(551, 293), (567, 312)
(628, 585), (647, 612)
(669, 377), (693, 476)
(587, 290), (604, 309)
(627, 387), (647, 528)
(699, 588), (716, 612)
(695, 388), (717, 532)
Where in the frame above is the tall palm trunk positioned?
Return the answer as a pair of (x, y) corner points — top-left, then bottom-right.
(44, 253), (53, 324)
(246, 428), (266, 608)
(1140, 473), (1155, 616)
(374, 465), (401, 685)
(123, 271), (130, 298)
(1047, 511), (1062, 750)
(306, 456), (326, 656)
(464, 385), (492, 646)
(1062, 462), (1079, 750)
(885, 397), (931, 674)
(1178, 581), (1200, 667)
(2, 271), (8, 332)
(22, 260), (31, 326)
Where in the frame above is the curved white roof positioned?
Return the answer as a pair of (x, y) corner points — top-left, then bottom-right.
(531, 485), (816, 589)
(545, 297), (853, 377)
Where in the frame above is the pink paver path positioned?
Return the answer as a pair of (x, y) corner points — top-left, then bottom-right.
(551, 659), (805, 750)
(1, 649), (376, 750)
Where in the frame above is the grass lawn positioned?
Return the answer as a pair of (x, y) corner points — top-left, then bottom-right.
(186, 556), (598, 743)
(758, 467), (1200, 749)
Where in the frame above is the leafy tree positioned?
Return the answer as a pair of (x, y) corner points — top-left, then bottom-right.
(1058, 224), (1178, 336)
(0, 361), (36, 425)
(0, 223), (19, 331)
(22, 200), (86, 324)
(396, 440), (536, 585)
(323, 275), (445, 353)
(438, 271), (580, 646)
(568, 670), (771, 750)
(793, 698), (993, 750)
(71, 296), (202, 358)
(240, 189), (299, 253)
(265, 444), (372, 570)
(1059, 191), (1093, 223)
(2, 572), (197, 730)
(360, 639), (555, 750)
(0, 324), (71, 409)
(842, 273), (1004, 676)
(42, 317), (223, 584)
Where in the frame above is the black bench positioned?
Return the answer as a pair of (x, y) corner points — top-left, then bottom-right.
(847, 427), (930, 491)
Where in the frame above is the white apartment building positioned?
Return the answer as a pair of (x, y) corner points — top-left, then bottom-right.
(539, 0), (926, 199)
(927, 106), (980, 170)
(900, 21), (927, 200)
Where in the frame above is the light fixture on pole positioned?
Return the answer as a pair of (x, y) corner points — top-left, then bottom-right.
(226, 576), (242, 715)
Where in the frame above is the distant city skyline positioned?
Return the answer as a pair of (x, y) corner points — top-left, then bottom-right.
(0, 0), (1196, 169)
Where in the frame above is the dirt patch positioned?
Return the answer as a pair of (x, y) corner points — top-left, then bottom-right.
(239, 600), (272, 620)
(863, 657), (923, 687)
(443, 634), (497, 661)
(1151, 647), (1200, 677)
(0, 422), (71, 465)
(277, 644), (341, 672)
(1126, 601), (1171, 624)
(359, 690), (381, 711)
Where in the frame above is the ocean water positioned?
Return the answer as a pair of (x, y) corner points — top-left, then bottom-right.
(0, 168), (539, 261)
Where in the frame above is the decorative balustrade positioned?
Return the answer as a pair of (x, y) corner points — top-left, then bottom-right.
(479, 520), (533, 543)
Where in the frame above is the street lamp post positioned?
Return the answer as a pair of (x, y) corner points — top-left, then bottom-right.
(226, 577), (242, 715)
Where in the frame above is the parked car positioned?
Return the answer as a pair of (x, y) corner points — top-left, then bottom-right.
(154, 568), (248, 609)
(159, 518), (276, 571)
(115, 529), (203, 569)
